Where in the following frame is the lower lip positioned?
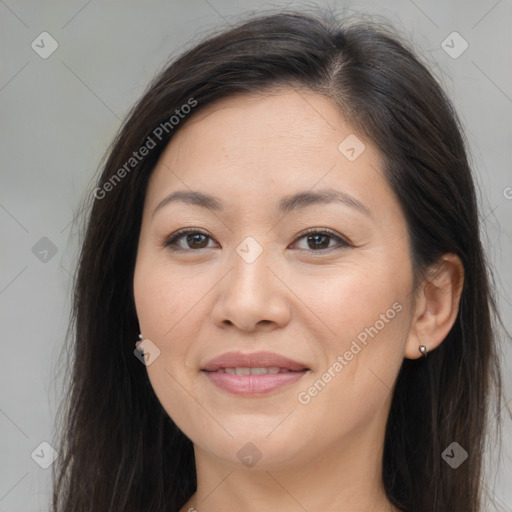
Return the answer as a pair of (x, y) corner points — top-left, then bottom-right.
(202, 370), (307, 395)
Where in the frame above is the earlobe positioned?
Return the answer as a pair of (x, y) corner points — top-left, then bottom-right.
(405, 253), (464, 359)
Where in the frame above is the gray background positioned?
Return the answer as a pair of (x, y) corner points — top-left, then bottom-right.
(1, 1), (511, 510)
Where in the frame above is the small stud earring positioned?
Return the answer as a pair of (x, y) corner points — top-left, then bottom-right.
(419, 345), (428, 357)
(135, 333), (143, 352)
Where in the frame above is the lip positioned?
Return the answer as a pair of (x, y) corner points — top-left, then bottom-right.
(202, 351), (309, 396)
(202, 351), (308, 371)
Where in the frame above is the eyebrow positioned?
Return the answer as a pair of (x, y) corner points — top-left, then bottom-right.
(152, 188), (371, 218)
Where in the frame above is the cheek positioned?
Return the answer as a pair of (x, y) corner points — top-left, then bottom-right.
(134, 254), (209, 338)
(294, 259), (410, 344)
(133, 254), (223, 407)
(296, 267), (411, 416)
(294, 260), (412, 398)
(133, 257), (212, 435)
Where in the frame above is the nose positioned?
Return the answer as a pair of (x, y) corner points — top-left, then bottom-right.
(210, 250), (292, 333)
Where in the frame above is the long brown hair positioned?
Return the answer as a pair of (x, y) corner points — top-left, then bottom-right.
(52, 10), (504, 512)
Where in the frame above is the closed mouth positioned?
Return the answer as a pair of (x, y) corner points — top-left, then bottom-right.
(207, 367), (301, 375)
(201, 351), (309, 373)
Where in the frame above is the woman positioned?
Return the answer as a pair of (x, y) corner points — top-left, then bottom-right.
(52, 10), (504, 512)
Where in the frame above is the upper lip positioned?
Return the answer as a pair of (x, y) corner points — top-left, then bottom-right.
(202, 351), (309, 372)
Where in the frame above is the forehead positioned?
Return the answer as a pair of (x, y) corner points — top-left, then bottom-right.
(166, 89), (367, 161)
(146, 89), (388, 210)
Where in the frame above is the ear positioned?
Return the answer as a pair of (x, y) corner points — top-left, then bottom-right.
(405, 253), (464, 359)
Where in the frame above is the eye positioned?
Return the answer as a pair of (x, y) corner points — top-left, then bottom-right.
(164, 228), (218, 251)
(290, 228), (351, 252)
(163, 227), (351, 253)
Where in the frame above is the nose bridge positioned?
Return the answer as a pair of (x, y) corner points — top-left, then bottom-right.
(212, 242), (291, 330)
(228, 237), (275, 302)
(230, 246), (271, 296)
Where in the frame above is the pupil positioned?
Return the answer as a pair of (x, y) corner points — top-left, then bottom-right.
(188, 233), (207, 248)
(308, 234), (329, 249)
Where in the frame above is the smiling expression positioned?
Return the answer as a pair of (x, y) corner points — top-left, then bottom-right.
(133, 88), (417, 469)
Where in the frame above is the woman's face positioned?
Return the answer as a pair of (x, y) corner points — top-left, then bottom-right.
(133, 89), (417, 470)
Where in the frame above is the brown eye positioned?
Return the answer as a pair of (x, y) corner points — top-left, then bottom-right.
(186, 233), (209, 249)
(306, 233), (331, 250)
(291, 228), (351, 252)
(164, 229), (217, 251)
(164, 228), (350, 253)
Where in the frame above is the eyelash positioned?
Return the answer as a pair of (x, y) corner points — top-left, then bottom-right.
(163, 227), (351, 254)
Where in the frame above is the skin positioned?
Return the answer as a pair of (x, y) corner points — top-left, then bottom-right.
(133, 89), (463, 512)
